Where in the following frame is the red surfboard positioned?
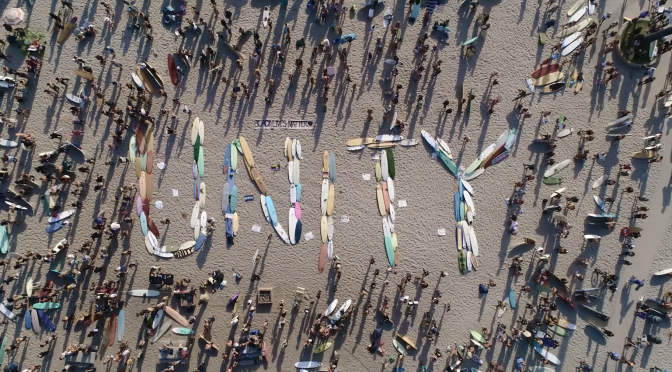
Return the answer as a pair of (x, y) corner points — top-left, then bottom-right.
(167, 54), (178, 86)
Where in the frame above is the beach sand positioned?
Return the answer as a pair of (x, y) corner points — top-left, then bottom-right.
(0, 0), (670, 370)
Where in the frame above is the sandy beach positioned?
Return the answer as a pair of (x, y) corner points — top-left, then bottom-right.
(0, 0), (669, 369)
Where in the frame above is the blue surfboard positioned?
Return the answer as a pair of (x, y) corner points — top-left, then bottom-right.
(509, 289), (517, 309)
(226, 217), (233, 239)
(453, 192), (460, 222)
(37, 309), (56, 332)
(194, 233), (206, 251)
(296, 183), (302, 202)
(45, 222), (67, 234)
(24, 310), (32, 330)
(295, 220), (302, 244)
(265, 196), (278, 226)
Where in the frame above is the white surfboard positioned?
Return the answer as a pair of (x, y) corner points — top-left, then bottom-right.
(591, 175), (608, 189)
(387, 178), (395, 202)
(376, 135), (403, 142)
(327, 216), (334, 240)
(469, 225), (479, 256)
(381, 150), (389, 181)
(562, 37), (583, 56)
(389, 204), (395, 223)
(0, 140), (17, 148)
(289, 207), (297, 244)
(461, 178), (474, 195)
(287, 161), (294, 184)
(191, 202), (199, 228)
(200, 211), (208, 235)
(568, 6), (587, 23)
(324, 299), (338, 316)
(259, 197), (270, 222)
(653, 268), (672, 276)
(543, 159), (571, 178)
(463, 191), (475, 215)
(293, 158), (300, 185)
(605, 114), (631, 128)
(262, 6), (270, 27)
(290, 184), (297, 205)
(128, 289), (161, 297)
(274, 223), (290, 244)
(48, 210), (76, 223)
(557, 127), (574, 138)
(295, 139), (302, 159)
(567, 0), (584, 16)
(421, 130), (437, 150)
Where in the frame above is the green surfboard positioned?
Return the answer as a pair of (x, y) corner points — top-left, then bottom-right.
(437, 150), (458, 176)
(470, 330), (486, 343)
(0, 226), (7, 254)
(32, 302), (60, 310)
(0, 338), (7, 365)
(313, 341), (333, 353)
(387, 148), (395, 180)
(198, 147), (204, 178)
(543, 177), (562, 185)
(461, 36), (478, 46)
(459, 250), (466, 273)
(551, 325), (566, 336)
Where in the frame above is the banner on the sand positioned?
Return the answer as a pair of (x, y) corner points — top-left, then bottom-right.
(255, 119), (314, 130)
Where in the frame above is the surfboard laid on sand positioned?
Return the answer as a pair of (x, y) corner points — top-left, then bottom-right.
(530, 64), (560, 79)
(543, 159), (571, 178)
(262, 6), (270, 27)
(534, 347), (561, 365)
(57, 17), (77, 44)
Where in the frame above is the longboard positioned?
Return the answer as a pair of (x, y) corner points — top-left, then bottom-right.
(57, 17), (77, 44)
(167, 54), (178, 86)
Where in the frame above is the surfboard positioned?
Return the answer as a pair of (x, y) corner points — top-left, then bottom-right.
(30, 309), (40, 333)
(37, 309), (55, 332)
(172, 327), (194, 335)
(534, 347), (560, 364)
(128, 289), (161, 297)
(266, 196), (278, 226)
(329, 151), (336, 182)
(591, 175), (608, 188)
(314, 342), (333, 353)
(166, 54), (178, 86)
(32, 302), (60, 310)
(327, 185), (335, 215)
(151, 319), (173, 344)
(632, 150), (655, 159)
(295, 361), (323, 369)
(593, 195), (606, 212)
(25, 309), (32, 330)
(262, 6), (270, 27)
(289, 208), (297, 245)
(533, 71), (564, 86)
(321, 179), (329, 215)
(543, 159), (571, 178)
(465, 143), (496, 174)
(530, 64), (560, 79)
(117, 310), (125, 341)
(376, 185), (387, 216)
(318, 242), (328, 273)
(568, 6), (587, 23)
(57, 17), (77, 44)
(562, 37), (583, 56)
(567, 0), (584, 16)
